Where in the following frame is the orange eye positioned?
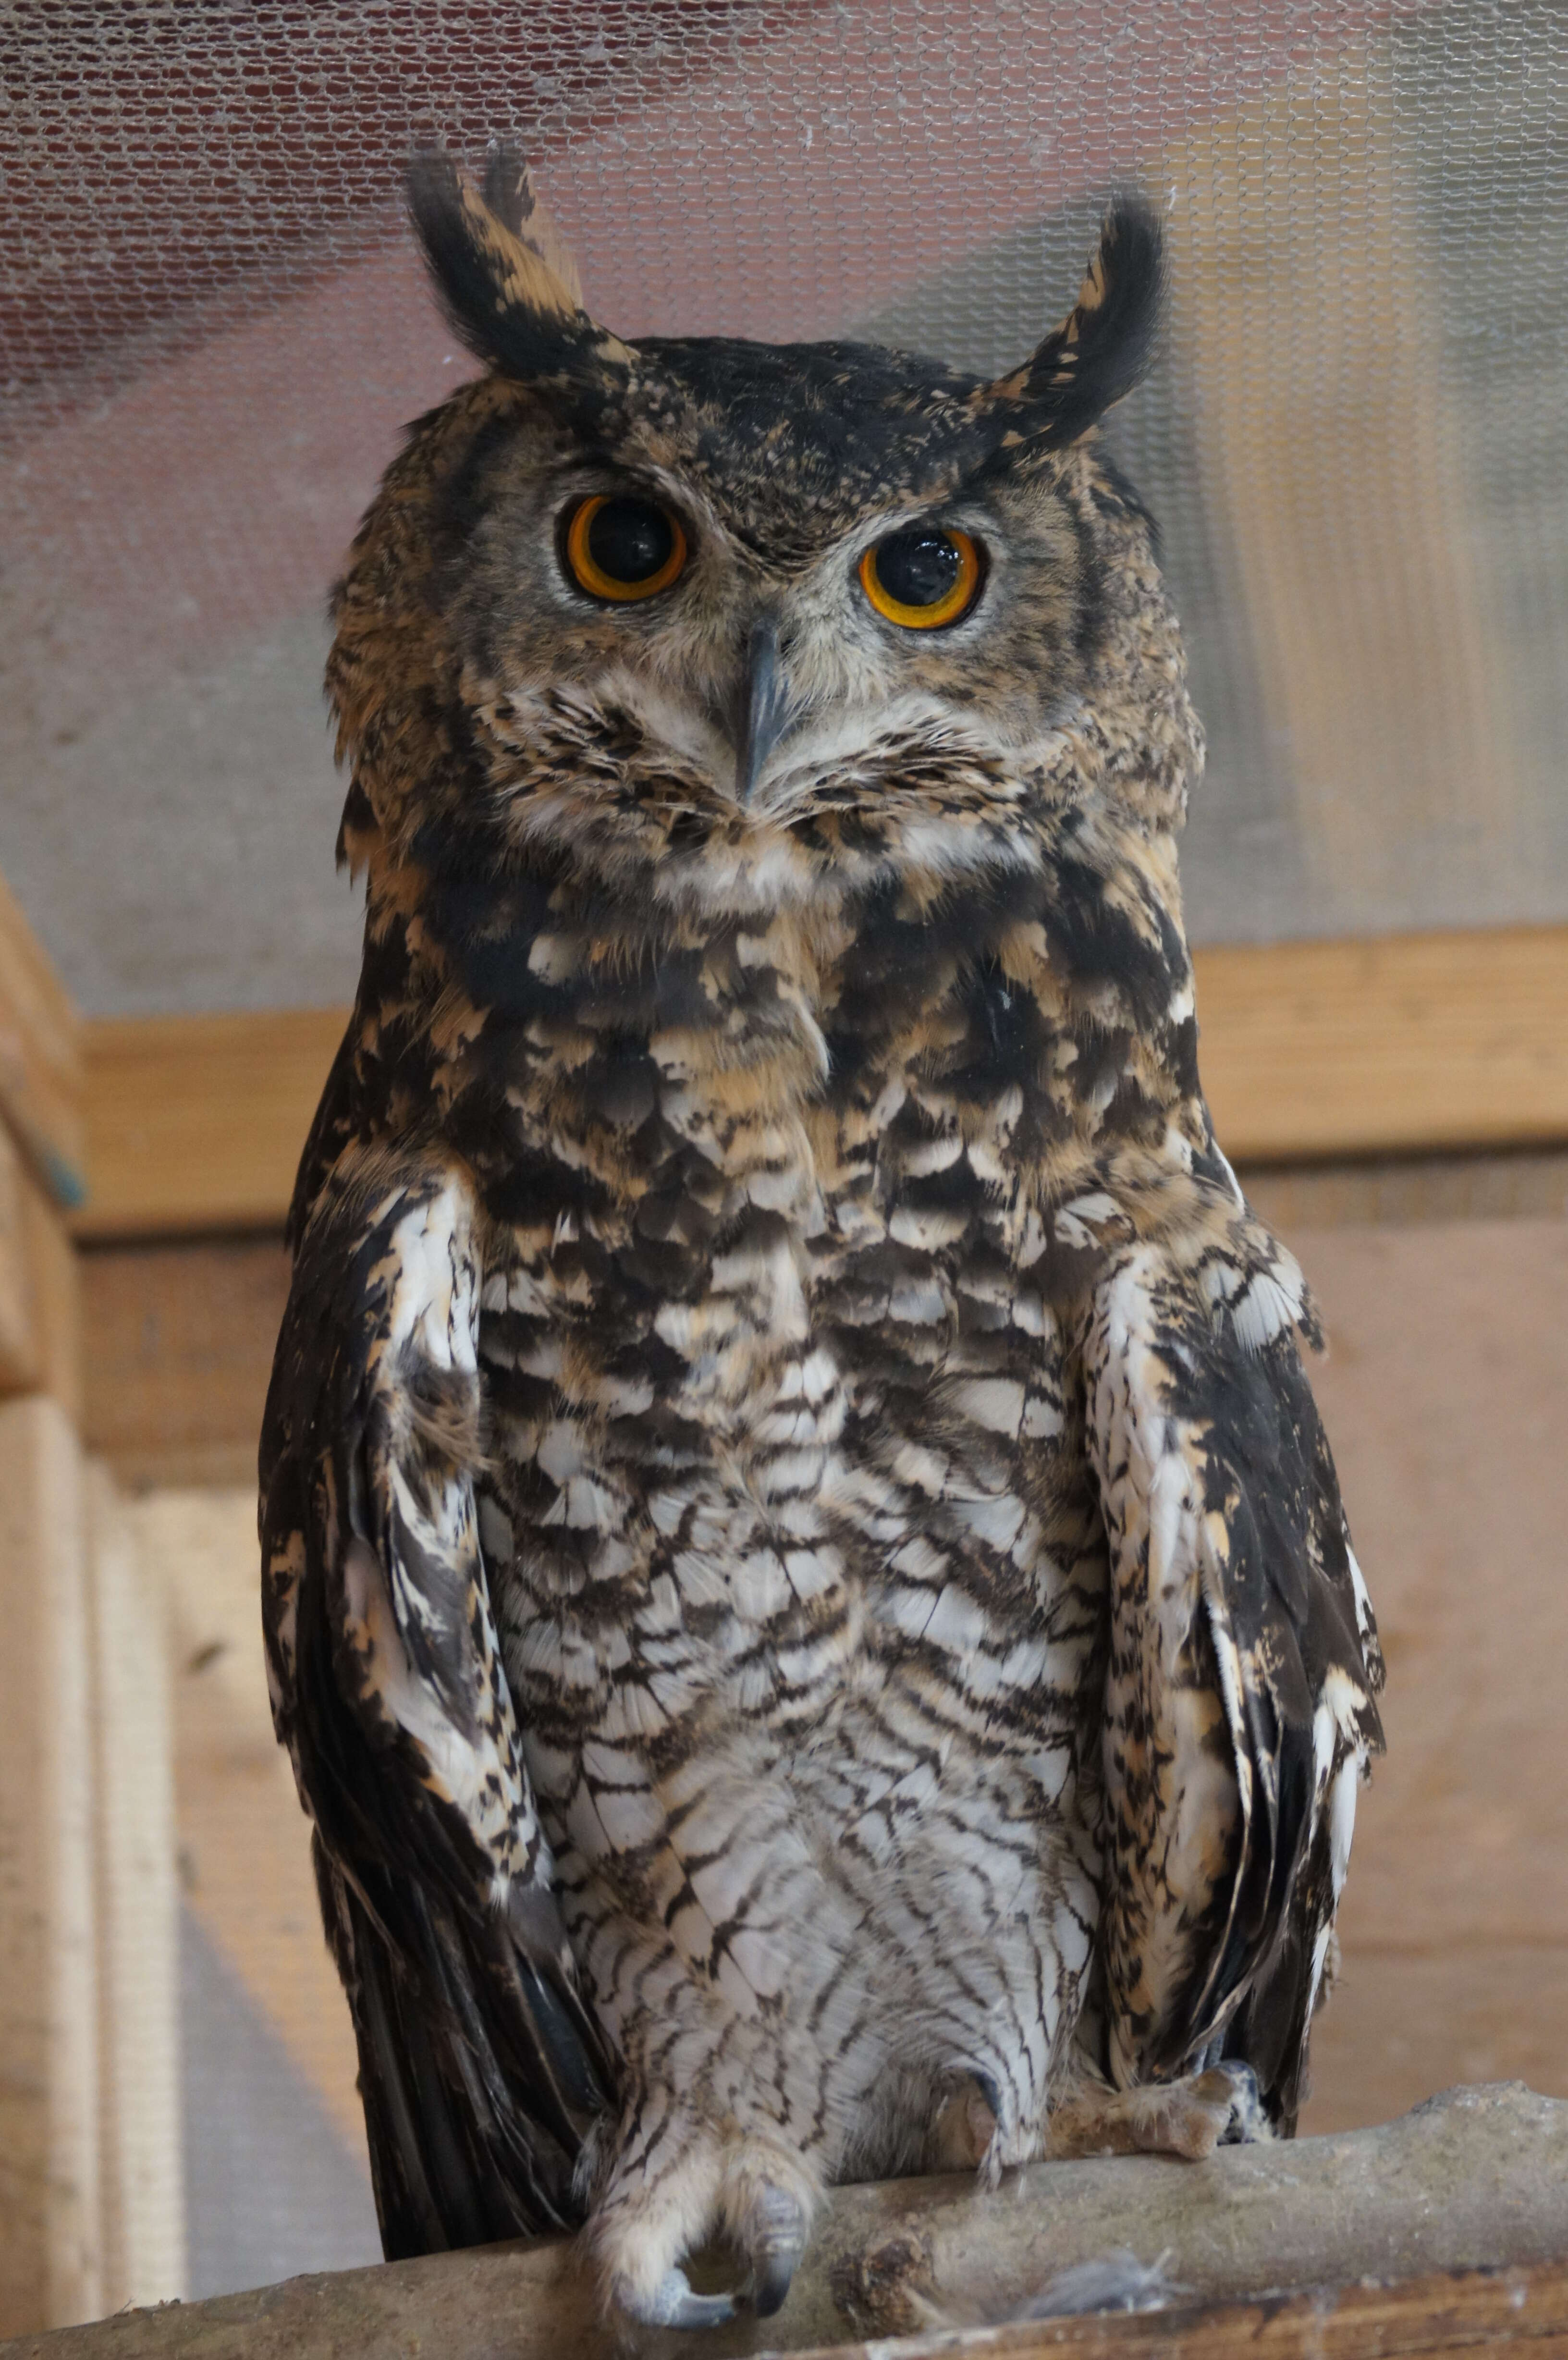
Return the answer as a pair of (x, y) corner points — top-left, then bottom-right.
(564, 494), (688, 602)
(859, 526), (981, 629)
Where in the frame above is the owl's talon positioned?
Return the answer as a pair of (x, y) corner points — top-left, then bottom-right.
(738, 2177), (808, 2317)
(751, 2250), (797, 2318)
(618, 2268), (736, 2330)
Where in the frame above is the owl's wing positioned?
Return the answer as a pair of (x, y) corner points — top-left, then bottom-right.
(260, 1155), (610, 2254)
(1080, 1196), (1384, 2130)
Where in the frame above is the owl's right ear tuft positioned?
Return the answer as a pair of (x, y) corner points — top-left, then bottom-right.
(405, 148), (631, 392)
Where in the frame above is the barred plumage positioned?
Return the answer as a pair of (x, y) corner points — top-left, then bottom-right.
(261, 151), (1384, 2327)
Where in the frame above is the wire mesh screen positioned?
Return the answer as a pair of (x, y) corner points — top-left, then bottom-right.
(2, 0), (1566, 1018)
(4, 0), (1565, 2310)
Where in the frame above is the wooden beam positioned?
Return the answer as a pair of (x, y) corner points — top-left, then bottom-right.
(0, 1399), (102, 2337)
(80, 1008), (341, 1242)
(0, 872), (85, 1214)
(0, 874), (84, 1413)
(1240, 1145), (1568, 1235)
(74, 928), (1568, 1239)
(0, 1124), (83, 1419)
(21, 1169), (83, 1425)
(813, 2266), (1568, 2360)
(80, 1238), (289, 1490)
(0, 1123), (40, 1394)
(87, 1470), (185, 2314)
(129, 1486), (368, 2158)
(1197, 926), (1568, 1163)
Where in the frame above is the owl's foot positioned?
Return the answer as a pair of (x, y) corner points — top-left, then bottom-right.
(593, 2118), (817, 2328)
(1042, 2064), (1270, 2163)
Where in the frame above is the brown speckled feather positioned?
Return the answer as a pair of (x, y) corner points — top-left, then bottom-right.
(262, 159), (1383, 2328)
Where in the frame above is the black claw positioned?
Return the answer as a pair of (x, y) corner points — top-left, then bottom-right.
(746, 2182), (807, 2318)
(751, 2251), (797, 2318)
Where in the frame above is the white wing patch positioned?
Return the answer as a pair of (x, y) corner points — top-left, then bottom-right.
(1086, 1223), (1381, 2106)
(342, 1180), (552, 1904)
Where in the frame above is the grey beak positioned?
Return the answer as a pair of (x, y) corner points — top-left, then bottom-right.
(732, 617), (796, 803)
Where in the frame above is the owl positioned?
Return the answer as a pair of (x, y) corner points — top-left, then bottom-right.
(261, 147), (1384, 2330)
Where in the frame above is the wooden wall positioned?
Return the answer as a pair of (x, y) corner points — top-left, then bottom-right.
(0, 884), (185, 2338)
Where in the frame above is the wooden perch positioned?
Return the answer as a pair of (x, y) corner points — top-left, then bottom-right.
(4, 2083), (1564, 2360)
(819, 2265), (1568, 2360)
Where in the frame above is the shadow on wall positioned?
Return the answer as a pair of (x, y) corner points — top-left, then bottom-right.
(180, 1906), (380, 2299)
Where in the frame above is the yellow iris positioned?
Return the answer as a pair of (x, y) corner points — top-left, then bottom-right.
(858, 528), (981, 629)
(564, 495), (688, 602)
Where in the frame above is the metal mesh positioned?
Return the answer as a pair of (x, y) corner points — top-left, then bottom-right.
(4, 0), (1567, 1017)
(5, 1), (1565, 2300)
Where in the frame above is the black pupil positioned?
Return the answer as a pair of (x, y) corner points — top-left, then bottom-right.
(587, 498), (673, 584)
(875, 529), (962, 608)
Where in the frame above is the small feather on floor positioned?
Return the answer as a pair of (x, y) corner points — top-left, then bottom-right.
(1015, 2250), (1187, 2317)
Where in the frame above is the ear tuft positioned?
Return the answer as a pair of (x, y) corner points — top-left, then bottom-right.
(479, 138), (586, 310)
(989, 196), (1163, 448)
(404, 147), (626, 386)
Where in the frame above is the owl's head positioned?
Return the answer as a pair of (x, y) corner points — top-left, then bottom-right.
(333, 148), (1192, 912)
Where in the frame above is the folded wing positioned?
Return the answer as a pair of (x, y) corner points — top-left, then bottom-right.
(1083, 1198), (1384, 2128)
(260, 1155), (610, 2253)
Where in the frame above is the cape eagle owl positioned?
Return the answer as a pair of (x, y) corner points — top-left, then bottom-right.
(262, 148), (1384, 2329)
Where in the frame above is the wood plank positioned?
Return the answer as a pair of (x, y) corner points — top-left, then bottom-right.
(1241, 1146), (1568, 1235)
(0, 1123), (39, 1394)
(86, 1470), (185, 2314)
(8, 2269), (1568, 2360)
(0, 1126), (83, 1418)
(73, 929), (1568, 1238)
(0, 873), (85, 1214)
(80, 1008), (343, 1241)
(0, 1399), (102, 2336)
(809, 2264), (1568, 2360)
(127, 1489), (369, 2160)
(80, 1238), (289, 1488)
(1197, 929), (1568, 1165)
(21, 1179), (82, 1425)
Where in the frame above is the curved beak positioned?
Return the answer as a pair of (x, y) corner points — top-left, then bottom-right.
(731, 616), (799, 803)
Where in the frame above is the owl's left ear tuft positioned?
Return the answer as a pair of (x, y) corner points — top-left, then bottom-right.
(405, 146), (631, 391)
(987, 196), (1163, 449)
